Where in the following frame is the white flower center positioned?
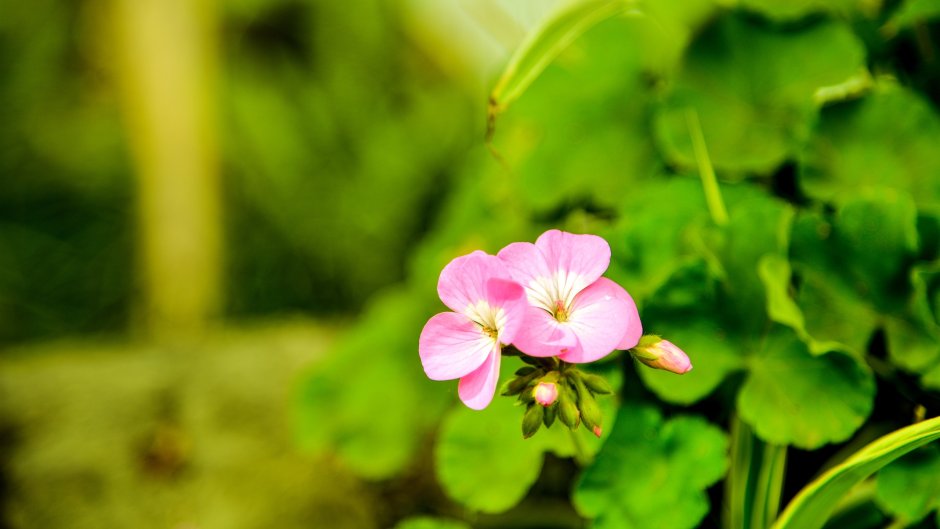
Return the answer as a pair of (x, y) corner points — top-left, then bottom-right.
(525, 269), (586, 320)
(464, 300), (507, 342)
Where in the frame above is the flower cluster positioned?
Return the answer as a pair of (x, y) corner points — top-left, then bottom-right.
(418, 230), (690, 430)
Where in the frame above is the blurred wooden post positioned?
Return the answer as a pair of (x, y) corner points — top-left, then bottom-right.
(111, 0), (222, 338)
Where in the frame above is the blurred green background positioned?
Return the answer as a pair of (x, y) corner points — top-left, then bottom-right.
(2, 0), (940, 528)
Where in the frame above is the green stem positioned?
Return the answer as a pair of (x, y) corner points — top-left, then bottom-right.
(568, 428), (592, 467)
(686, 108), (729, 227)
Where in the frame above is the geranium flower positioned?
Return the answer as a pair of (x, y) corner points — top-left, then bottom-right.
(419, 251), (528, 409)
(497, 230), (642, 363)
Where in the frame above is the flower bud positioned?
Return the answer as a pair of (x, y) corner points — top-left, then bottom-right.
(522, 404), (544, 439)
(533, 382), (558, 407)
(631, 335), (692, 374)
(580, 373), (613, 395)
(574, 378), (603, 435)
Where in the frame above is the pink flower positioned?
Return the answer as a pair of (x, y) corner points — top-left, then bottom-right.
(419, 251), (528, 409)
(497, 230), (642, 363)
(533, 382), (558, 407)
(632, 337), (692, 374)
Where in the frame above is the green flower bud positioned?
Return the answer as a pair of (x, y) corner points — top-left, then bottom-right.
(543, 403), (557, 428)
(558, 396), (580, 429)
(581, 373), (613, 395)
(522, 404), (544, 439)
(574, 378), (603, 436)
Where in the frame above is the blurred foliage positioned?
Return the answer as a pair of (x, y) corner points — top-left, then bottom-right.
(0, 0), (476, 345)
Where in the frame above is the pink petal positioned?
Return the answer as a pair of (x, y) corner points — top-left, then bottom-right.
(534, 230), (611, 291)
(497, 242), (553, 308)
(485, 277), (527, 344)
(590, 278), (643, 350)
(419, 312), (496, 380)
(437, 251), (514, 315)
(511, 306), (580, 358)
(458, 350), (501, 410)
(558, 279), (633, 363)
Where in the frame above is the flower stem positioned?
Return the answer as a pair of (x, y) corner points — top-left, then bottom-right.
(568, 428), (592, 467)
(686, 108), (729, 227)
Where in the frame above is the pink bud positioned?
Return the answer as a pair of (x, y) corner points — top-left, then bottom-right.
(632, 337), (692, 374)
(592, 425), (602, 438)
(533, 382), (558, 407)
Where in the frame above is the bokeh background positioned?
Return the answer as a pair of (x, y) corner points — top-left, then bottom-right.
(2, 0), (940, 528)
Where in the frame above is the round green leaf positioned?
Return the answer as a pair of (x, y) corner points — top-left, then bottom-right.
(435, 391), (546, 513)
(573, 406), (729, 529)
(801, 85), (940, 209)
(654, 16), (866, 174)
(875, 444), (940, 523)
(738, 330), (875, 449)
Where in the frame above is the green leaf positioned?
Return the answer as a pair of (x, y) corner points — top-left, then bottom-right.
(789, 211), (880, 356)
(393, 517), (472, 529)
(772, 415), (940, 529)
(435, 390), (546, 513)
(887, 0), (940, 30)
(293, 289), (450, 480)
(834, 189), (919, 293)
(491, 15), (659, 212)
(573, 406), (729, 529)
(737, 0), (869, 21)
(800, 85), (940, 209)
(885, 262), (940, 373)
(726, 416), (789, 529)
(875, 444), (940, 523)
(606, 178), (713, 304)
(654, 16), (866, 174)
(737, 329), (875, 449)
(489, 0), (638, 117)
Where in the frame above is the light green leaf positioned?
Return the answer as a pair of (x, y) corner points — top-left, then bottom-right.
(489, 0), (638, 117)
(737, 0), (870, 21)
(800, 85), (940, 210)
(434, 357), (622, 513)
(654, 16), (866, 174)
(393, 517), (472, 529)
(435, 391), (546, 513)
(887, 0), (940, 30)
(738, 329), (875, 449)
(875, 444), (940, 523)
(573, 406), (729, 529)
(772, 415), (940, 529)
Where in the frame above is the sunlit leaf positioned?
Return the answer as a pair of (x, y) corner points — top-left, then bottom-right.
(489, 0), (638, 117)
(772, 415), (940, 529)
(875, 444), (940, 523)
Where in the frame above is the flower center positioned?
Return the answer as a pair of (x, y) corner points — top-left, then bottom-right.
(552, 299), (569, 322)
(482, 325), (499, 339)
